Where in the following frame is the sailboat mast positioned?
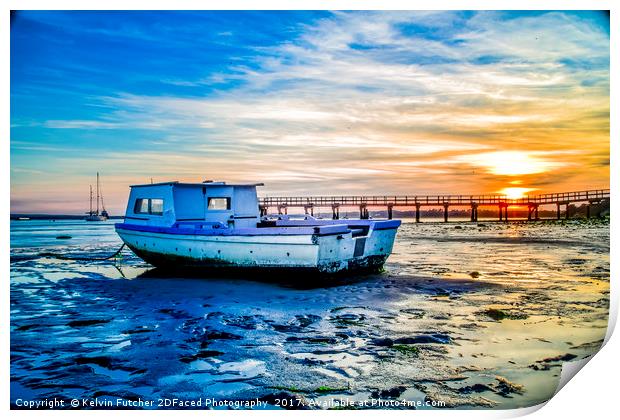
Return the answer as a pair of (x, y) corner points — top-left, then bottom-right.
(96, 172), (100, 215)
(90, 185), (93, 215)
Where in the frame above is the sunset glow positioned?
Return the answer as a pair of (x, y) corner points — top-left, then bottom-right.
(499, 187), (537, 200)
(10, 11), (610, 214)
(465, 151), (565, 177)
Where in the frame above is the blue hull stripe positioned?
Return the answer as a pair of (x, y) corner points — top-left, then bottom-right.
(115, 219), (400, 237)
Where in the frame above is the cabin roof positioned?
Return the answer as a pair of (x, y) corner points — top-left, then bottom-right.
(130, 181), (264, 188)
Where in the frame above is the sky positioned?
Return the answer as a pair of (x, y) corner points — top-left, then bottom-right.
(10, 10), (610, 214)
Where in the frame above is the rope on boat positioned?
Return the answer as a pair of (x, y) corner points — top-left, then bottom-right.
(39, 243), (126, 261)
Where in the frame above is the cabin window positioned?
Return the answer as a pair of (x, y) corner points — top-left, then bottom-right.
(208, 197), (230, 210)
(134, 198), (164, 215)
(150, 199), (164, 215)
(134, 199), (149, 214)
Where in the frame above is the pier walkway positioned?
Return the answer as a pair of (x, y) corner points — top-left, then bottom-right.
(259, 189), (610, 222)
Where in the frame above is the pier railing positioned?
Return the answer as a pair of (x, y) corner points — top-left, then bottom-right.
(259, 189), (609, 207)
(259, 189), (609, 221)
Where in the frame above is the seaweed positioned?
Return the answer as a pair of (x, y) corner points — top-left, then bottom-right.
(313, 385), (349, 394)
(392, 344), (420, 357)
(481, 309), (528, 321)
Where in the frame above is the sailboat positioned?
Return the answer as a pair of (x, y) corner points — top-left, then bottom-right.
(85, 172), (109, 221)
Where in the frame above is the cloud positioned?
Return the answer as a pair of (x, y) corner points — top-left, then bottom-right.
(10, 11), (610, 213)
(44, 120), (120, 129)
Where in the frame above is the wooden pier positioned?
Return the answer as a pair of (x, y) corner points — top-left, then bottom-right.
(259, 189), (610, 222)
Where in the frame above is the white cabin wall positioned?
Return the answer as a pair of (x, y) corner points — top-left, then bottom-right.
(123, 183), (261, 229)
(173, 185), (205, 221)
(203, 185), (235, 226)
(232, 186), (260, 228)
(124, 185), (175, 226)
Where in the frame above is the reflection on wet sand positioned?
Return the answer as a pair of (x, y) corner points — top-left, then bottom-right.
(10, 219), (609, 409)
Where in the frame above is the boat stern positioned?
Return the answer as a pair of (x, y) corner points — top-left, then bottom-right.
(315, 219), (401, 274)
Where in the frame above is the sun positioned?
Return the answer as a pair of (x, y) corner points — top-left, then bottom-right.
(499, 187), (536, 199)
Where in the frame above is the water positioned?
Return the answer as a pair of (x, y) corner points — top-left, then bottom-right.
(10, 219), (609, 409)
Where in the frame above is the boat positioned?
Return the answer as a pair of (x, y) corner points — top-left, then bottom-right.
(85, 172), (109, 221)
(114, 181), (401, 275)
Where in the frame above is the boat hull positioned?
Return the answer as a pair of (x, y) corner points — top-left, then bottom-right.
(115, 223), (398, 275)
(125, 246), (388, 277)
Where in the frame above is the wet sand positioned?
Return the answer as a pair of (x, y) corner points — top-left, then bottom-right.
(10, 219), (609, 409)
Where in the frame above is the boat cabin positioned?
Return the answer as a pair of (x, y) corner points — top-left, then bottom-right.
(124, 181), (263, 229)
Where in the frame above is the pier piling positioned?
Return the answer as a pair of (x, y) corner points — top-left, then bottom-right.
(470, 204), (478, 222)
(415, 204), (421, 223)
(528, 204), (539, 221)
(360, 204), (369, 219)
(499, 203), (508, 222)
(443, 204), (449, 222)
(498, 204), (508, 222)
(331, 204), (340, 220)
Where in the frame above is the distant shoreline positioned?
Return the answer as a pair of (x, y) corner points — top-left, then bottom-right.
(11, 196), (609, 221)
(10, 214), (124, 220)
(10, 213), (609, 222)
(11, 200), (609, 221)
